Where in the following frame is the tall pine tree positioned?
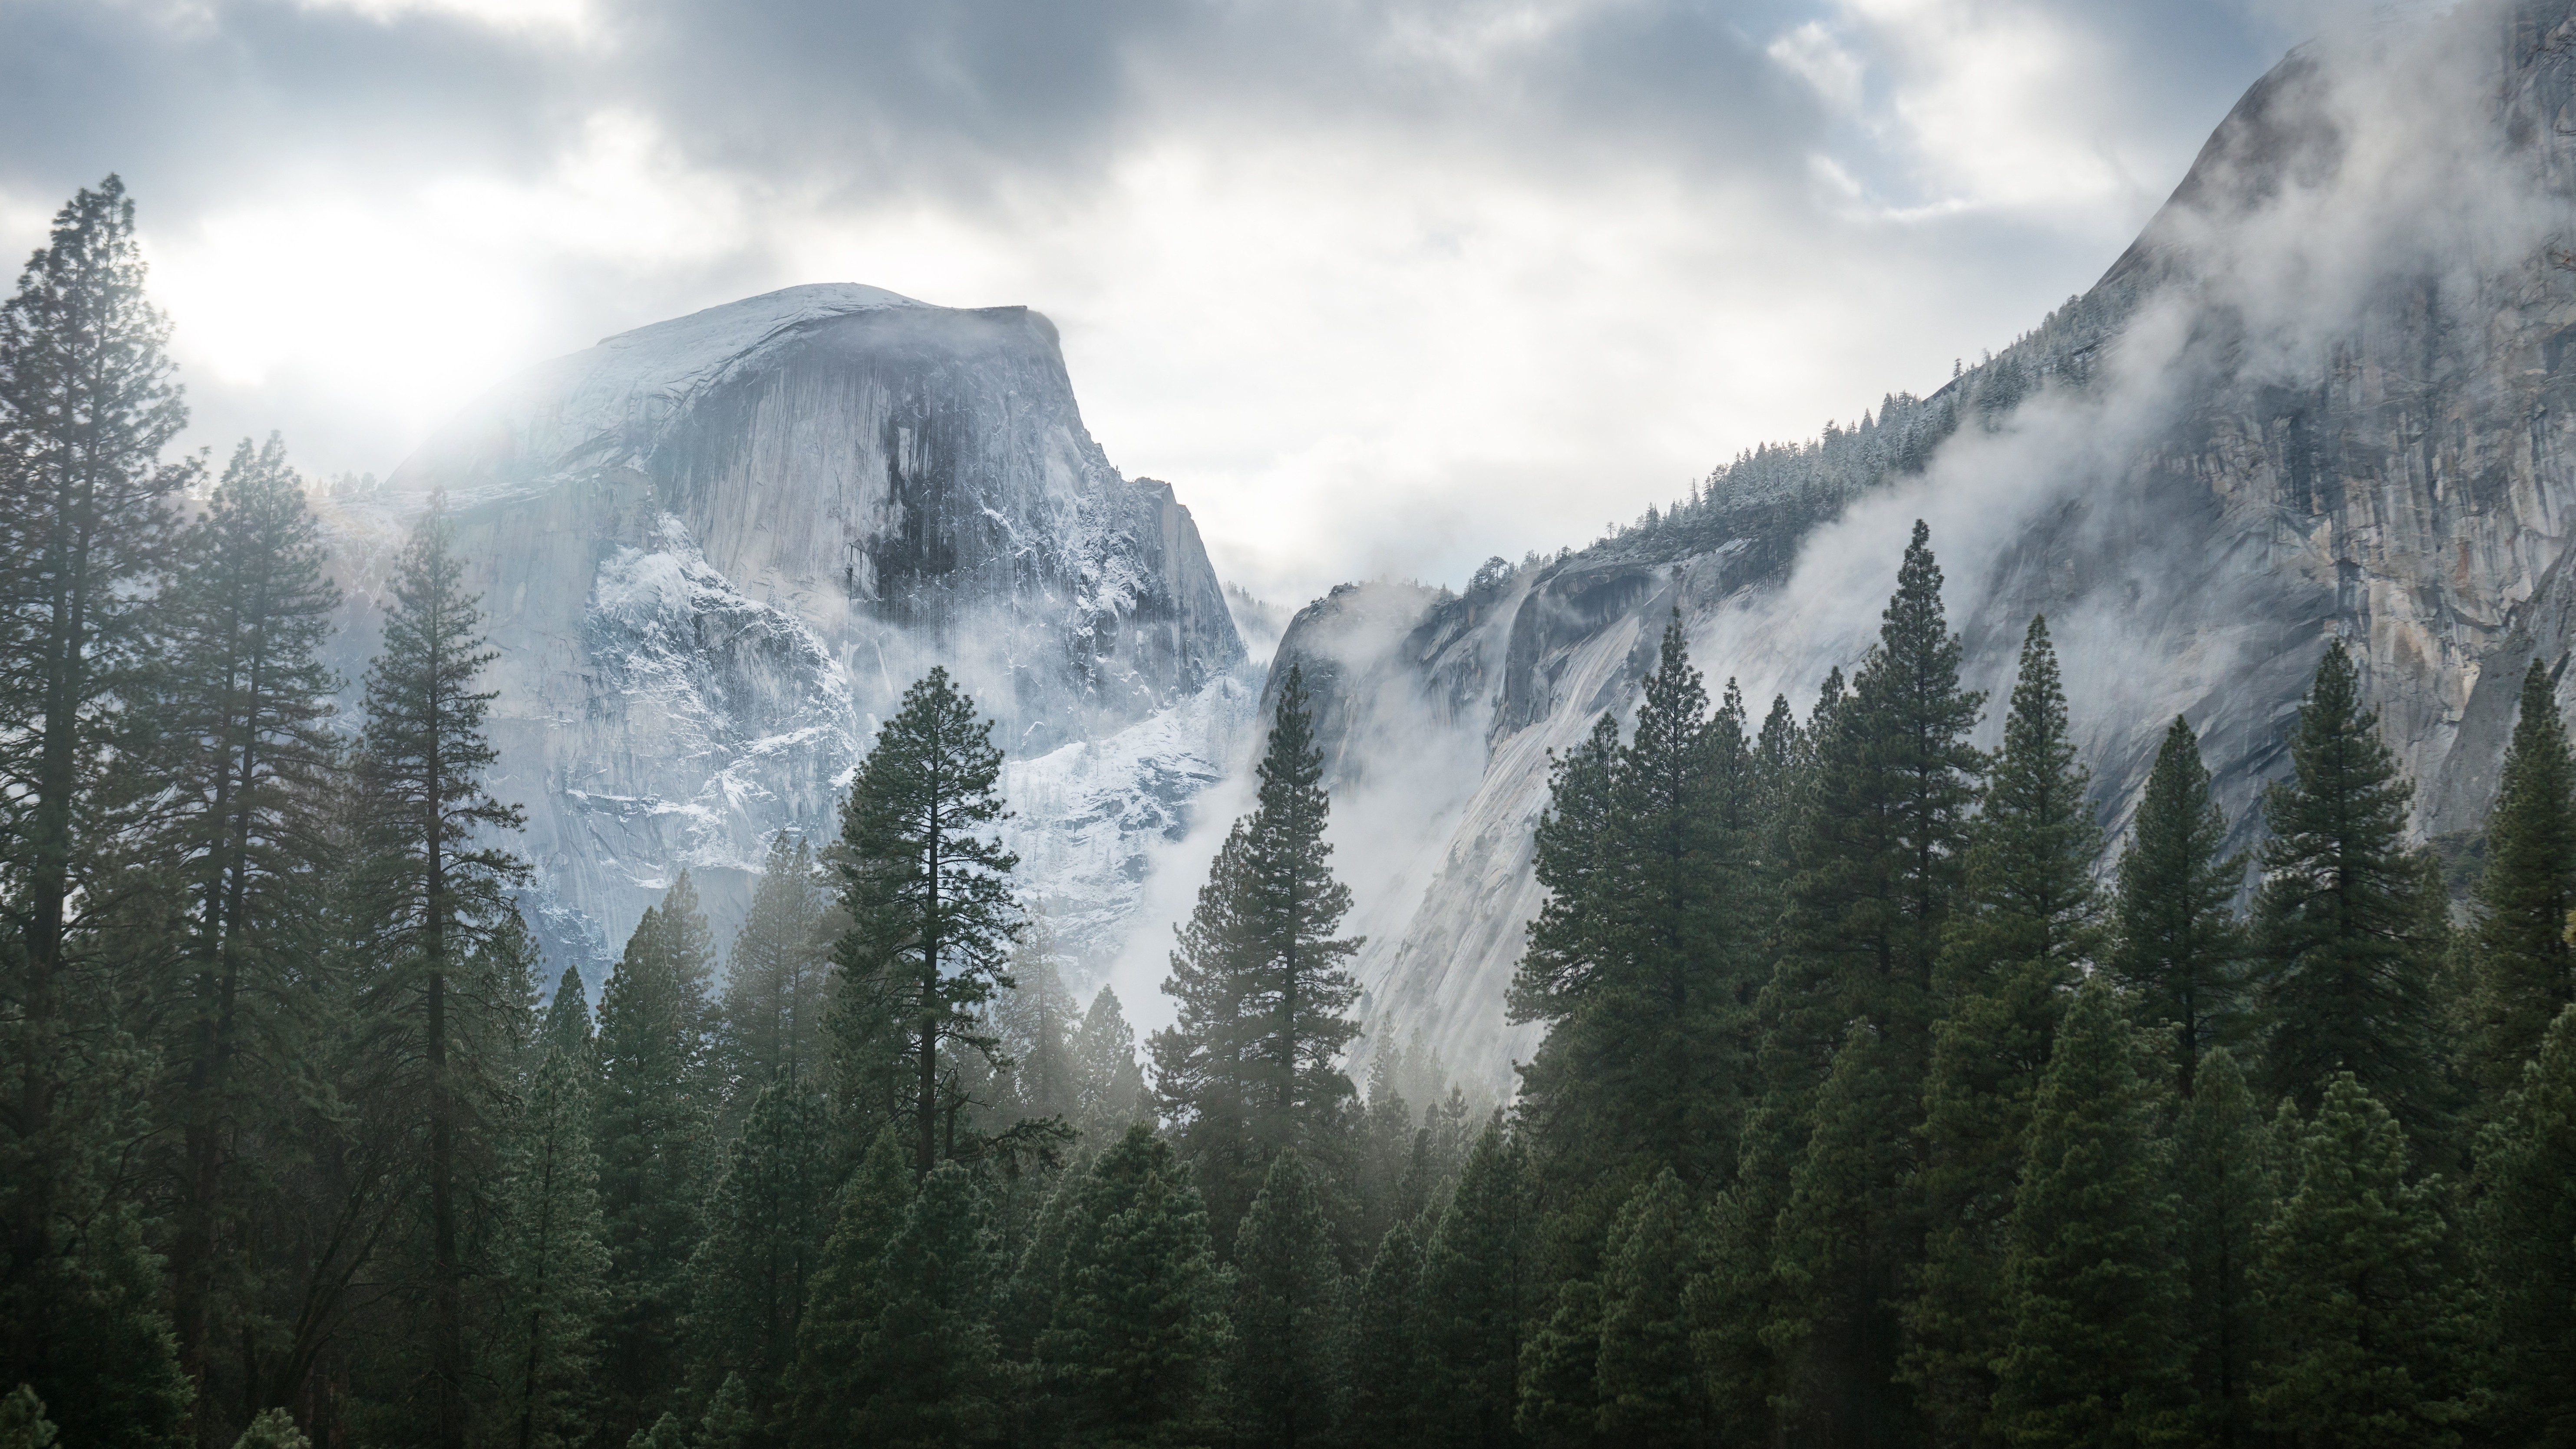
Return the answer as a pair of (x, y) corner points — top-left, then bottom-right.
(349, 492), (527, 1449)
(2173, 1047), (2273, 1447)
(834, 668), (1018, 1177)
(2251, 1072), (2470, 1445)
(593, 875), (720, 1442)
(1153, 664), (1363, 1247)
(1228, 1149), (1344, 1449)
(1344, 1220), (1428, 1447)
(783, 1129), (912, 1449)
(487, 1040), (610, 1449)
(1988, 980), (2188, 1449)
(135, 433), (342, 1444)
(1420, 1120), (1533, 1449)
(715, 835), (832, 1133)
(0, 175), (194, 1449)
(1595, 1169), (1719, 1448)
(849, 1162), (1004, 1446)
(684, 1082), (832, 1435)
(2469, 1002), (2576, 1445)
(2464, 659), (2576, 1103)
(2252, 641), (2448, 1141)
(1906, 614), (2100, 1442)
(1767, 521), (1983, 1442)
(2108, 716), (2246, 1098)
(1038, 1124), (1229, 1447)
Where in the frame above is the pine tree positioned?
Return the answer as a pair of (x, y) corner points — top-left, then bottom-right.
(695, 1375), (753, 1449)
(834, 667), (1019, 1177)
(1040, 1124), (1229, 1447)
(685, 1083), (832, 1432)
(2465, 659), (2576, 1102)
(488, 1043), (610, 1449)
(1069, 987), (1149, 1140)
(2469, 1003), (2576, 1445)
(994, 924), (1080, 1128)
(783, 1129), (912, 1448)
(540, 966), (593, 1059)
(1513, 1280), (1602, 1449)
(715, 835), (833, 1132)
(137, 434), (343, 1434)
(2108, 716), (2246, 1098)
(348, 492), (528, 1449)
(2173, 1048), (2272, 1446)
(0, 1387), (54, 1449)
(0, 175), (195, 1449)
(1513, 621), (1757, 1250)
(2252, 643), (2449, 1144)
(1595, 1170), (1718, 1447)
(1768, 521), (1983, 1440)
(1906, 615), (2099, 1441)
(1229, 1149), (1345, 1449)
(849, 1161), (1004, 1446)
(1419, 1120), (1533, 1449)
(594, 875), (720, 1442)
(1154, 665), (1363, 1247)
(229, 1408), (308, 1449)
(2251, 1073), (2470, 1446)
(1344, 1220), (1428, 1447)
(1988, 980), (2188, 1448)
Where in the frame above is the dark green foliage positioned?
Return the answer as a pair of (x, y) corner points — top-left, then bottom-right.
(2109, 716), (2247, 1097)
(2252, 641), (2448, 1138)
(138, 435), (343, 1436)
(1229, 1149), (1345, 1449)
(1906, 616), (2100, 1439)
(1513, 1280), (1601, 1449)
(1767, 520), (1984, 1443)
(686, 1083), (832, 1434)
(2470, 1003), (2576, 1445)
(1512, 621), (1761, 1249)
(229, 1407), (309, 1449)
(833, 667), (1019, 1177)
(1040, 1124), (1228, 1447)
(1595, 1170), (1717, 1447)
(488, 1043), (610, 1449)
(2252, 1073), (2470, 1446)
(995, 930), (1081, 1129)
(2172, 1048), (2272, 1445)
(784, 1129), (912, 1447)
(849, 1162), (1004, 1446)
(0, 1388), (55, 1449)
(716, 835), (833, 1132)
(1070, 987), (1151, 1141)
(1344, 1220), (1428, 1447)
(1420, 1121), (1533, 1449)
(0, 175), (195, 1449)
(348, 493), (529, 1449)
(2465, 660), (2576, 1104)
(594, 875), (720, 1440)
(1988, 980), (2188, 1449)
(696, 1374), (753, 1449)
(541, 966), (594, 1058)
(1154, 666), (1363, 1248)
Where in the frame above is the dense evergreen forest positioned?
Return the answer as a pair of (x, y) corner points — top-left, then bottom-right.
(6, 180), (2576, 1449)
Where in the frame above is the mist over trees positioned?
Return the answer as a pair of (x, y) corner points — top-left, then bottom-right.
(4, 176), (2574, 1449)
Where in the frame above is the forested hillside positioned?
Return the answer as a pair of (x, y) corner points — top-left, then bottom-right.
(6, 154), (2576, 1449)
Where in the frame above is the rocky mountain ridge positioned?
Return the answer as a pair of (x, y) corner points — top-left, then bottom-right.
(1278, 0), (2576, 1093)
(323, 284), (1249, 978)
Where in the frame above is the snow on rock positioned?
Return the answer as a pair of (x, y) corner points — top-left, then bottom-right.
(324, 285), (1245, 985)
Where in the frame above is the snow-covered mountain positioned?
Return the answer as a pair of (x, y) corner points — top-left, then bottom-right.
(324, 284), (1249, 980)
(1281, 0), (2576, 1095)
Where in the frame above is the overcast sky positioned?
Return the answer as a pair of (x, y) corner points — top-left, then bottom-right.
(0, 0), (2354, 602)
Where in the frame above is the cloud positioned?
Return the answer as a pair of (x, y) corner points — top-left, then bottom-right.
(0, 0), (2305, 601)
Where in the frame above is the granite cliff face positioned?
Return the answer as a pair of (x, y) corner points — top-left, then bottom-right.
(328, 284), (1248, 976)
(1282, 0), (2576, 1094)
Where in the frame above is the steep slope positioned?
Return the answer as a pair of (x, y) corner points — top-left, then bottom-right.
(1288, 0), (2576, 1093)
(327, 284), (1248, 975)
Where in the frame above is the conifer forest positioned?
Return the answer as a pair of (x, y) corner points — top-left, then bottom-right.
(8, 139), (2576, 1449)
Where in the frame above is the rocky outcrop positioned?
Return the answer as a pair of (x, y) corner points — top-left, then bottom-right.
(1285, 0), (2576, 1094)
(326, 284), (1246, 976)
